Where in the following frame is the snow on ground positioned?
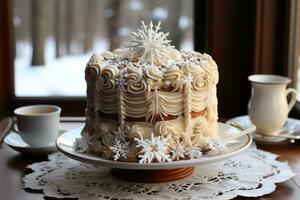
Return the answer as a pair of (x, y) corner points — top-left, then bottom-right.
(14, 38), (193, 97)
(15, 54), (90, 96)
(15, 38), (108, 97)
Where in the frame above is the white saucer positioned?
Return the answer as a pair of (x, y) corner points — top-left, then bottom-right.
(4, 131), (64, 156)
(226, 116), (300, 144)
(56, 123), (252, 170)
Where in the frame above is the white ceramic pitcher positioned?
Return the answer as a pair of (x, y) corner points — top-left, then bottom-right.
(248, 74), (297, 136)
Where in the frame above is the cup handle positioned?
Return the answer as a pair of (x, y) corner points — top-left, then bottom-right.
(11, 121), (19, 134)
(286, 88), (298, 113)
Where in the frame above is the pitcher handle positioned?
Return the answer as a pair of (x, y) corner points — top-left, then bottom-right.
(286, 88), (297, 113)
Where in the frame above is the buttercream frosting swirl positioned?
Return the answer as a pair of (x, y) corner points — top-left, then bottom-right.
(163, 67), (185, 91)
(125, 66), (148, 94)
(101, 65), (120, 79)
(97, 77), (118, 114)
(193, 68), (211, 90)
(145, 66), (164, 89)
(101, 51), (114, 59)
(200, 53), (219, 85)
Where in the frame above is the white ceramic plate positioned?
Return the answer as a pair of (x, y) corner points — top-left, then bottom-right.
(226, 115), (300, 144)
(56, 123), (252, 170)
(4, 131), (63, 156)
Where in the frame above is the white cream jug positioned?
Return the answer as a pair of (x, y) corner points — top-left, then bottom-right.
(248, 74), (297, 136)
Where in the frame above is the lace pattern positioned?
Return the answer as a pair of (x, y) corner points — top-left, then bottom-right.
(23, 144), (294, 200)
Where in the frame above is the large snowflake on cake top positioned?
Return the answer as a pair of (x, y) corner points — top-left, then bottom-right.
(126, 21), (182, 66)
(135, 133), (172, 163)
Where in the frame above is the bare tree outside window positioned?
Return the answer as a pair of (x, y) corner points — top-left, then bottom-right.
(13, 0), (194, 96)
(54, 0), (65, 58)
(31, 0), (47, 65)
(106, 0), (122, 50)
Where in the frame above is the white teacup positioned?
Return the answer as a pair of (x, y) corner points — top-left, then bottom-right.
(13, 105), (61, 147)
(248, 74), (297, 136)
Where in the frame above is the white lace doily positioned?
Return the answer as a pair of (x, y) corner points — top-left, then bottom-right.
(23, 144), (294, 200)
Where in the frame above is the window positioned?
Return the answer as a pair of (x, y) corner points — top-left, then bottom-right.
(2, 0), (295, 117)
(13, 0), (194, 97)
(289, 0), (300, 100)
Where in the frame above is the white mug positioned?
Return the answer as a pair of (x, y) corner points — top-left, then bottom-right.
(13, 105), (61, 147)
(248, 74), (297, 136)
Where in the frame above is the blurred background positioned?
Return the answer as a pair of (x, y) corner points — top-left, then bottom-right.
(13, 0), (193, 96)
(1, 0), (300, 118)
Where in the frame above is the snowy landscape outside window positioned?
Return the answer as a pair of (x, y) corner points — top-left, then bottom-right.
(13, 0), (194, 97)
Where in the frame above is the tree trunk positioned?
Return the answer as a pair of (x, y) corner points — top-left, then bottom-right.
(106, 0), (122, 50)
(83, 0), (96, 53)
(54, 0), (65, 58)
(166, 0), (183, 49)
(65, 0), (75, 54)
(31, 0), (47, 66)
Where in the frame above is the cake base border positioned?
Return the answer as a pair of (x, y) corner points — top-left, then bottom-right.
(110, 167), (194, 183)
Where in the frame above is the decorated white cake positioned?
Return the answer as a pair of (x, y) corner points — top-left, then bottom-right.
(75, 22), (220, 163)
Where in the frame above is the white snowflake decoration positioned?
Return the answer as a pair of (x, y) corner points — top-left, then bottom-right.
(135, 133), (172, 163)
(170, 143), (186, 161)
(204, 137), (225, 151)
(73, 134), (91, 153)
(127, 21), (176, 65)
(109, 139), (130, 161)
(186, 145), (203, 159)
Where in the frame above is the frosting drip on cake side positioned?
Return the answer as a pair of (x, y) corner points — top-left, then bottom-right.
(78, 21), (219, 163)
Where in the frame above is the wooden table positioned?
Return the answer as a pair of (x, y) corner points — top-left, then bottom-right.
(1, 119), (300, 200)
